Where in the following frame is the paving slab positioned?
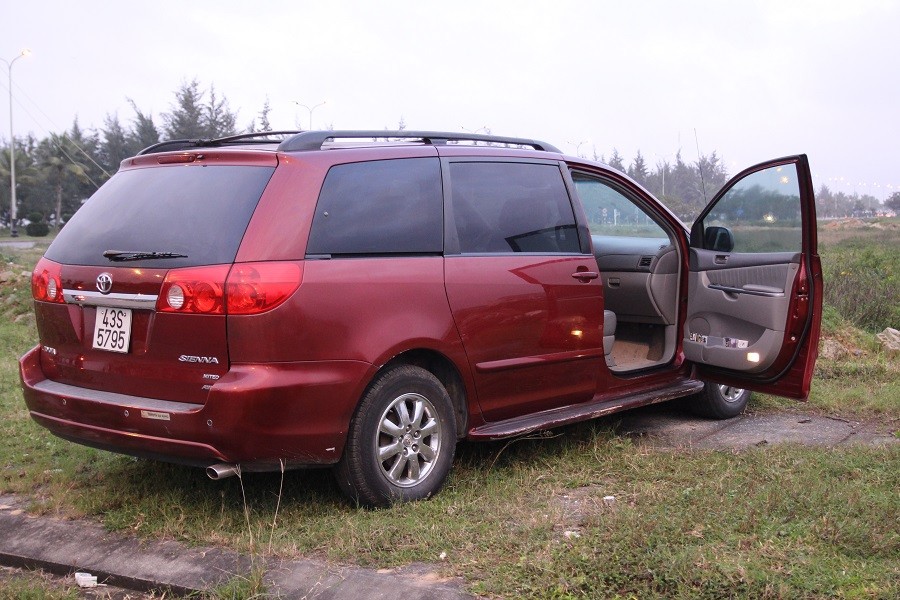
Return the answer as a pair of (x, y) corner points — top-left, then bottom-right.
(693, 413), (852, 449)
(616, 405), (898, 450)
(616, 406), (734, 447)
(0, 495), (470, 599)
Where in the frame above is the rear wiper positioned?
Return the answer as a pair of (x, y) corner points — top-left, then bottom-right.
(103, 250), (188, 262)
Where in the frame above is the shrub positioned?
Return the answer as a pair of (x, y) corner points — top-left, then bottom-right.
(25, 221), (50, 237)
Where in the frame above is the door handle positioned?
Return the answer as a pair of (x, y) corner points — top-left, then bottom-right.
(571, 271), (599, 282)
(714, 255), (728, 265)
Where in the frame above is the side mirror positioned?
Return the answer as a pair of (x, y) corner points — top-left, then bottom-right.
(703, 226), (735, 252)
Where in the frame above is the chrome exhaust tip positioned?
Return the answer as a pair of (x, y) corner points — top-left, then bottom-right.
(206, 463), (240, 480)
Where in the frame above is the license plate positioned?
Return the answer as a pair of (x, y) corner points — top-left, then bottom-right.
(93, 307), (132, 353)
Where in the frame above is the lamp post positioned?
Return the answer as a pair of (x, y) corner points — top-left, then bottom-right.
(293, 100), (326, 131)
(2, 49), (30, 237)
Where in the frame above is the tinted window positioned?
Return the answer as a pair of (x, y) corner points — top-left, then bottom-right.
(449, 162), (580, 254)
(701, 163), (802, 252)
(306, 158), (443, 256)
(46, 165), (275, 268)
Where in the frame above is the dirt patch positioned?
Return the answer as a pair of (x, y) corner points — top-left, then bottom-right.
(823, 218), (868, 230)
(818, 331), (868, 360)
(821, 218), (899, 231)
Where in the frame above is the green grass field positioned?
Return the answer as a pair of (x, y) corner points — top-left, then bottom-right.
(1, 222), (898, 599)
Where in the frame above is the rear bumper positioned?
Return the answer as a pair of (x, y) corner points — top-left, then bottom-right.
(19, 345), (373, 470)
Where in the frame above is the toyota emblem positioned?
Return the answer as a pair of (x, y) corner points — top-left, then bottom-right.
(96, 273), (113, 294)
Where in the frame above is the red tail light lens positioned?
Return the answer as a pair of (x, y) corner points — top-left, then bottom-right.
(32, 258), (65, 303)
(226, 262), (302, 315)
(157, 263), (301, 315)
(158, 265), (230, 314)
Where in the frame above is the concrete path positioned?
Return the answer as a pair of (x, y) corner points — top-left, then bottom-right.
(0, 494), (468, 599)
(616, 405), (898, 450)
(0, 409), (895, 597)
(0, 240), (35, 249)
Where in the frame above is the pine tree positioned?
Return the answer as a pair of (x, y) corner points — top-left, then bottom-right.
(127, 99), (161, 151)
(258, 98), (272, 132)
(607, 148), (625, 172)
(627, 150), (649, 187)
(163, 80), (207, 139)
(100, 114), (133, 175)
(203, 84), (238, 138)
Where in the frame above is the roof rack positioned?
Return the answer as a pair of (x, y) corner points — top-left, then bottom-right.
(276, 130), (562, 153)
(137, 131), (302, 155)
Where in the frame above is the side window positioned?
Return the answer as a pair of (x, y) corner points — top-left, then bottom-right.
(306, 158), (443, 256)
(699, 164), (802, 253)
(572, 173), (671, 240)
(449, 162), (580, 254)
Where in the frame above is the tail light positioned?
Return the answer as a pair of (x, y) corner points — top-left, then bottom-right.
(157, 262), (302, 315)
(32, 258), (65, 303)
(158, 265), (230, 314)
(226, 262), (302, 315)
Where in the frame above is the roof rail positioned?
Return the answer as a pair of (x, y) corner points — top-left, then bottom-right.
(138, 131), (302, 155)
(276, 130), (562, 153)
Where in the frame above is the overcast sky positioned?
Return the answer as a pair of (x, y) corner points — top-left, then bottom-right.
(3, 0), (898, 199)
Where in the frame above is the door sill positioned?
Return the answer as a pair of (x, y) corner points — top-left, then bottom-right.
(468, 379), (704, 440)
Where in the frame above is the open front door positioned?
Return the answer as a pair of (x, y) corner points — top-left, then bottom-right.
(684, 155), (822, 399)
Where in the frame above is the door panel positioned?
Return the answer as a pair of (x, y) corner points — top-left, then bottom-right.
(442, 159), (604, 421)
(685, 251), (797, 372)
(445, 255), (604, 421)
(686, 155), (822, 399)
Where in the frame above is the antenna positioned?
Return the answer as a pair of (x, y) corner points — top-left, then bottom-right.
(694, 128), (707, 202)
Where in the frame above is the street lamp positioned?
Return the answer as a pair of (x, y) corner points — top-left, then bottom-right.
(2, 48), (30, 237)
(292, 100), (326, 131)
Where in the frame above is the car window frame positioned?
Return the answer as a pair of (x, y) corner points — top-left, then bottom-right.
(305, 156), (445, 258)
(442, 157), (591, 256)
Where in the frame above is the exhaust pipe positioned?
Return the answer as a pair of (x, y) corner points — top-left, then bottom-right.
(207, 463), (240, 480)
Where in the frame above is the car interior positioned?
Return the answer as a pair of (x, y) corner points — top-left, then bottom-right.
(572, 172), (681, 373)
(578, 160), (808, 378)
(593, 234), (680, 372)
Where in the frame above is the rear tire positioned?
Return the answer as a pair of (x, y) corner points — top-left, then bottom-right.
(335, 365), (457, 507)
(687, 382), (751, 419)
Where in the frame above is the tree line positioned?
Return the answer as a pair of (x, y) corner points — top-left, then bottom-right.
(0, 79), (268, 233)
(0, 79), (888, 233)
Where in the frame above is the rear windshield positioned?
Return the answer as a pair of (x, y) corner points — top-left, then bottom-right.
(46, 165), (275, 268)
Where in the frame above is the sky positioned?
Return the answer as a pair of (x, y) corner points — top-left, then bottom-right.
(2, 0), (899, 200)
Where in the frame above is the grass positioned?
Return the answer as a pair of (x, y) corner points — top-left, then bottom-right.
(208, 568), (268, 600)
(754, 220), (900, 420)
(0, 567), (80, 600)
(1, 224), (898, 598)
(818, 218), (900, 332)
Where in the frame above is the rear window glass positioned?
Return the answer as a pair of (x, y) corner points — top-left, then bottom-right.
(45, 165), (275, 268)
(305, 158), (443, 256)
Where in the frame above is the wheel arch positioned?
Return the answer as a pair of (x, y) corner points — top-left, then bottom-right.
(379, 349), (470, 439)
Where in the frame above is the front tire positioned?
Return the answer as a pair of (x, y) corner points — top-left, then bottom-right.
(687, 382), (751, 419)
(335, 365), (457, 507)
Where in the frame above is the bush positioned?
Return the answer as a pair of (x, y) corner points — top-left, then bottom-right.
(27, 212), (44, 223)
(25, 221), (50, 237)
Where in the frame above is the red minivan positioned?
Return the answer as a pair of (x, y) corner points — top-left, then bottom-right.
(20, 131), (822, 506)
